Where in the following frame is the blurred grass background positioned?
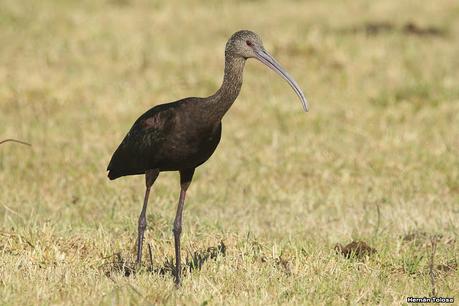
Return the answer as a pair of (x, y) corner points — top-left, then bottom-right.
(0, 0), (458, 304)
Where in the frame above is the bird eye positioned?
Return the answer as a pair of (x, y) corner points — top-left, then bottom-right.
(246, 40), (253, 46)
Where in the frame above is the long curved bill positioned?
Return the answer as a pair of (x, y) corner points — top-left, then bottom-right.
(255, 48), (309, 112)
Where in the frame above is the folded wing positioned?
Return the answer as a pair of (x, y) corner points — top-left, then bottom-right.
(107, 105), (176, 180)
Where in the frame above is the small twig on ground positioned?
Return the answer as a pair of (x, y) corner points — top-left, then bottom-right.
(429, 237), (438, 297)
(148, 243), (154, 270)
(0, 139), (31, 146)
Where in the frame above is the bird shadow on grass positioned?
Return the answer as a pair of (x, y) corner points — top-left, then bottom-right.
(102, 241), (226, 278)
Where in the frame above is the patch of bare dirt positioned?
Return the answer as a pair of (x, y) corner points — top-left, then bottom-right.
(334, 241), (377, 259)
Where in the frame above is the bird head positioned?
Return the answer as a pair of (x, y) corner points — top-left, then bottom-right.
(226, 30), (309, 112)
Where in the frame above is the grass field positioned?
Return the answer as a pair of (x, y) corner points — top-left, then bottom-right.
(1, 0), (458, 304)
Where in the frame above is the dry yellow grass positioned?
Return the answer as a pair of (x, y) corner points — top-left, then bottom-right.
(0, 0), (458, 304)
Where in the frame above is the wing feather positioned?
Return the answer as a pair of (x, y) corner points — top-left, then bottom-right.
(107, 105), (176, 179)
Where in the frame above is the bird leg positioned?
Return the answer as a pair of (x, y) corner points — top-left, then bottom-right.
(136, 169), (159, 265)
(173, 168), (195, 286)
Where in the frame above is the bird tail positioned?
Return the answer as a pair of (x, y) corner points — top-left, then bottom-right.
(107, 170), (121, 180)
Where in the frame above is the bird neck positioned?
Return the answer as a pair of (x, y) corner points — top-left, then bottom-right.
(205, 53), (246, 121)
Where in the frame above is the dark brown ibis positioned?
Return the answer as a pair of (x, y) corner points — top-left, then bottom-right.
(107, 30), (308, 285)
